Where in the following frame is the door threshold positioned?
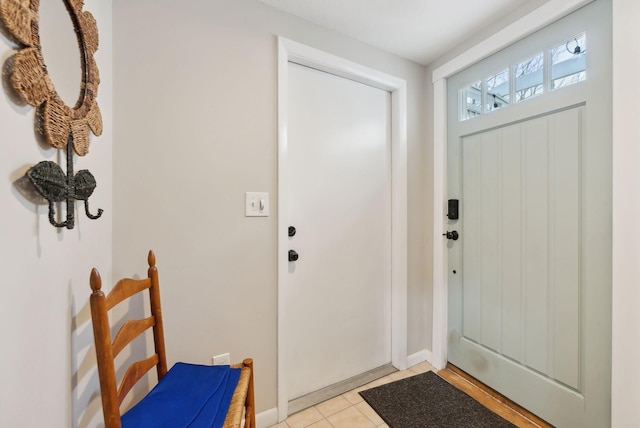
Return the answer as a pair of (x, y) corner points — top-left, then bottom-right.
(288, 363), (397, 415)
(439, 364), (553, 428)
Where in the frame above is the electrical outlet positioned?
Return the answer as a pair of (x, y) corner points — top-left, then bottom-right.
(212, 353), (230, 366)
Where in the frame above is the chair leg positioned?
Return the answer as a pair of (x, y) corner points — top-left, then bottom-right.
(243, 358), (256, 428)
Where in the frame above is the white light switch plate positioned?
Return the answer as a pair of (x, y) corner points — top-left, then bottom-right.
(246, 192), (269, 217)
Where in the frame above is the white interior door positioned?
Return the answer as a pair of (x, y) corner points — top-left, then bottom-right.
(285, 62), (392, 401)
(446, 1), (611, 427)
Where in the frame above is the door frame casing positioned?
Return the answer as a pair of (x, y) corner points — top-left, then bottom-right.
(277, 37), (408, 421)
(431, 0), (596, 370)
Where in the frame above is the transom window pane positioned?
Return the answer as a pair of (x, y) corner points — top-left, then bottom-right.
(460, 80), (482, 121)
(515, 53), (544, 102)
(486, 69), (509, 112)
(551, 33), (587, 90)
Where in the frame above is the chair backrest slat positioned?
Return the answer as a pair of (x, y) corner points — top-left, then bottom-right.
(105, 278), (151, 311)
(117, 354), (160, 405)
(111, 317), (156, 358)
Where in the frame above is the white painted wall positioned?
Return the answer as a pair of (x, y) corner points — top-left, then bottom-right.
(611, 0), (640, 426)
(111, 0), (428, 416)
(0, 2), (112, 427)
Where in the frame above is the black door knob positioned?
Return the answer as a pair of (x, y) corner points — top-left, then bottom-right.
(288, 250), (299, 262)
(288, 226), (297, 237)
(443, 231), (459, 241)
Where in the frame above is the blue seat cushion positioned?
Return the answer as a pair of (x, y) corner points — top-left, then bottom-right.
(121, 362), (241, 428)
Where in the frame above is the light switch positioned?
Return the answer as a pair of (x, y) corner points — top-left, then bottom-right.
(246, 192), (269, 217)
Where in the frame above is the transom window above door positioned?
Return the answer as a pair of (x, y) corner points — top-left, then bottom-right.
(460, 32), (587, 121)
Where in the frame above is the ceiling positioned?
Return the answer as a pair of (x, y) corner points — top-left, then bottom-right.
(257, 0), (532, 65)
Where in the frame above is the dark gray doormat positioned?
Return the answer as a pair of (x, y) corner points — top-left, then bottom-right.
(359, 371), (516, 428)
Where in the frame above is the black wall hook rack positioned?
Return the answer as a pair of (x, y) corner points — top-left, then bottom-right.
(26, 136), (103, 229)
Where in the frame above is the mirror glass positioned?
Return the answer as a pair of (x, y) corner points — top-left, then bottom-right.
(38, 0), (84, 107)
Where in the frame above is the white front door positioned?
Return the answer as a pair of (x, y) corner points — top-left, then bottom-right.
(446, 1), (611, 427)
(285, 61), (392, 400)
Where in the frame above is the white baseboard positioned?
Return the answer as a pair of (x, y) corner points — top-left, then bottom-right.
(406, 349), (432, 368)
(256, 407), (279, 428)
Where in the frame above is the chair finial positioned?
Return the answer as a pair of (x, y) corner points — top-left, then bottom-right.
(148, 250), (156, 268)
(90, 268), (102, 291)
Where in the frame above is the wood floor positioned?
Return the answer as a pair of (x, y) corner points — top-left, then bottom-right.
(437, 364), (554, 428)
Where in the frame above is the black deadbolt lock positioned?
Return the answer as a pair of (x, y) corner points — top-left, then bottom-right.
(288, 226), (297, 237)
(288, 250), (299, 262)
(443, 231), (459, 241)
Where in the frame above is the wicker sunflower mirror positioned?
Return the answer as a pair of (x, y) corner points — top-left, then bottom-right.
(1, 0), (103, 229)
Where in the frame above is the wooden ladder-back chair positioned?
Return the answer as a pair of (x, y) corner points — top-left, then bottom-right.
(89, 250), (255, 428)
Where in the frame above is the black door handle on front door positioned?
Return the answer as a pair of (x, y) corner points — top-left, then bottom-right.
(443, 231), (459, 241)
(289, 250), (299, 261)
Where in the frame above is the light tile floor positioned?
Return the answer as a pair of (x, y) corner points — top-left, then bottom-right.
(269, 361), (434, 428)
